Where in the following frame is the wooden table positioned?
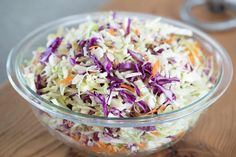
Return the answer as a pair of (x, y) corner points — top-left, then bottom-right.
(1, 0), (236, 156)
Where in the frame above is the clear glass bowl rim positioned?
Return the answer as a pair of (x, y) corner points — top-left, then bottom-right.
(6, 11), (233, 127)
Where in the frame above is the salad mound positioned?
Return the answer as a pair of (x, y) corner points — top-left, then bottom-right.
(24, 12), (214, 118)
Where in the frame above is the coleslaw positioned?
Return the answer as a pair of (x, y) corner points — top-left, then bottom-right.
(23, 12), (214, 155)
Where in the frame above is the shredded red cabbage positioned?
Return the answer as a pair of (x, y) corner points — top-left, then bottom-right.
(125, 18), (132, 36)
(112, 12), (116, 20)
(203, 59), (212, 76)
(89, 54), (104, 70)
(89, 91), (108, 116)
(116, 62), (136, 72)
(40, 37), (63, 64)
(127, 49), (144, 63)
(119, 90), (136, 104)
(148, 74), (179, 103)
(104, 127), (120, 138)
(102, 55), (112, 73)
(35, 74), (47, 95)
(135, 126), (156, 132)
(69, 58), (77, 65)
(66, 43), (72, 50)
(133, 83), (141, 96)
(81, 94), (92, 103)
(168, 57), (176, 64)
(88, 37), (99, 47)
(62, 119), (74, 129)
(93, 132), (99, 141)
(109, 107), (123, 117)
(151, 74), (179, 86)
(136, 100), (150, 113)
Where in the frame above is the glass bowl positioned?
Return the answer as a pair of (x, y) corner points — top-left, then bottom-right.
(6, 12), (233, 157)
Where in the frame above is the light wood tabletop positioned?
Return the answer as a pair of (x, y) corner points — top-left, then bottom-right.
(1, 0), (236, 156)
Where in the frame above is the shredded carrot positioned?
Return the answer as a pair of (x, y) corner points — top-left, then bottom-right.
(91, 142), (118, 153)
(89, 45), (99, 50)
(186, 42), (204, 65)
(134, 29), (140, 36)
(59, 71), (73, 85)
(108, 28), (116, 36)
(152, 60), (160, 77)
(70, 133), (80, 141)
(137, 143), (145, 150)
(188, 52), (195, 65)
(91, 142), (107, 153)
(165, 36), (174, 44)
(147, 106), (159, 115)
(120, 84), (135, 93)
(150, 131), (160, 137)
(107, 145), (117, 153)
(192, 46), (203, 64)
(143, 55), (149, 61)
(159, 105), (167, 112)
(119, 146), (128, 153)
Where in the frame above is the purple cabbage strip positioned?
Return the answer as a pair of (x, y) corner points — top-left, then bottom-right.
(35, 74), (46, 95)
(119, 90), (136, 104)
(135, 126), (156, 132)
(151, 48), (164, 55)
(141, 62), (152, 75)
(112, 12), (117, 19)
(107, 74), (123, 85)
(69, 92), (78, 99)
(98, 25), (105, 31)
(136, 100), (150, 113)
(156, 48), (164, 54)
(62, 119), (74, 129)
(125, 18), (132, 36)
(104, 127), (120, 138)
(109, 107), (123, 117)
(156, 84), (176, 102)
(89, 91), (108, 116)
(151, 74), (179, 86)
(66, 43), (72, 50)
(203, 59), (212, 76)
(148, 74), (179, 103)
(78, 40), (87, 49)
(133, 83), (141, 96)
(69, 58), (77, 65)
(127, 49), (144, 63)
(168, 57), (176, 64)
(116, 62), (136, 72)
(40, 37), (63, 64)
(184, 63), (193, 72)
(102, 55), (112, 73)
(93, 132), (99, 141)
(88, 110), (96, 115)
(81, 94), (92, 103)
(88, 37), (99, 47)
(89, 54), (104, 70)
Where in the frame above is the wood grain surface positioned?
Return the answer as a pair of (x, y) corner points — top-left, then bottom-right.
(1, 0), (236, 156)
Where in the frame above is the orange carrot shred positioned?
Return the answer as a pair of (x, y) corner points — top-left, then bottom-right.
(59, 71), (73, 85)
(134, 29), (140, 36)
(165, 36), (174, 44)
(120, 84), (135, 93)
(150, 131), (160, 137)
(152, 60), (160, 77)
(108, 28), (116, 36)
(143, 55), (149, 61)
(89, 45), (99, 50)
(147, 107), (159, 115)
(137, 143), (145, 150)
